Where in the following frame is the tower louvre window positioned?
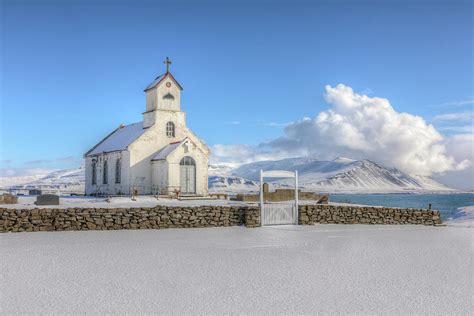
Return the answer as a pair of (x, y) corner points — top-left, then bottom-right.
(163, 93), (175, 100)
(166, 122), (175, 137)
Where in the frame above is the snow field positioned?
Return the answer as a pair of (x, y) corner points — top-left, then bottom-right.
(1, 225), (472, 314)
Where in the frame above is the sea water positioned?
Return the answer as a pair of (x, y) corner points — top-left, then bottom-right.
(329, 193), (474, 221)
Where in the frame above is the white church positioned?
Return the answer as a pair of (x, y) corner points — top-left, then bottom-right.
(84, 58), (210, 196)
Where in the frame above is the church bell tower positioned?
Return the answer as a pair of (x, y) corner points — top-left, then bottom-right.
(143, 57), (184, 128)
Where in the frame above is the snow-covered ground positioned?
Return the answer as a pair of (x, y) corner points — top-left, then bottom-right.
(0, 195), (352, 209)
(445, 206), (474, 228)
(0, 195), (252, 209)
(1, 225), (471, 314)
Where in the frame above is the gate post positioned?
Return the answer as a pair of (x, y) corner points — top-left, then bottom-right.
(295, 170), (299, 225)
(260, 169), (264, 227)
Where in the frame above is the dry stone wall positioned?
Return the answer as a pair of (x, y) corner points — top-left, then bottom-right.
(0, 206), (259, 233)
(299, 205), (442, 226)
(1, 204), (443, 233)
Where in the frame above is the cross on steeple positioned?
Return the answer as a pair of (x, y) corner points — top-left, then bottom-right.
(164, 57), (172, 73)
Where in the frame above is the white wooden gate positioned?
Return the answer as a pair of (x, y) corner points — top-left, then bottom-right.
(260, 170), (298, 226)
(262, 202), (297, 225)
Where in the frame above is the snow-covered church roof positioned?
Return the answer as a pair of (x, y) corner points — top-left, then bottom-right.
(151, 140), (183, 161)
(85, 122), (146, 156)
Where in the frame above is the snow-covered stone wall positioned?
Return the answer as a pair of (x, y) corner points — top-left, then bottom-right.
(0, 205), (259, 232)
(0, 204), (442, 233)
(299, 205), (442, 226)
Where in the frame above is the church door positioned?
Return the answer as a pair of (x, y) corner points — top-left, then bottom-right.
(180, 156), (196, 194)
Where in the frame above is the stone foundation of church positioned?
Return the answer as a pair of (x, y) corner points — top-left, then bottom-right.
(1, 204), (441, 233)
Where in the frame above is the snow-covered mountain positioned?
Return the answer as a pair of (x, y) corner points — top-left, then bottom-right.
(208, 176), (259, 193)
(0, 158), (454, 194)
(228, 157), (453, 193)
(0, 167), (85, 194)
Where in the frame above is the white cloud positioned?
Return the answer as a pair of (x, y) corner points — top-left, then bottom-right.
(433, 111), (474, 122)
(212, 84), (472, 178)
(444, 133), (474, 162)
(0, 168), (55, 177)
(210, 144), (289, 165)
(264, 121), (293, 127)
(437, 125), (473, 133)
(432, 133), (474, 190)
(440, 99), (474, 107)
(0, 156), (83, 178)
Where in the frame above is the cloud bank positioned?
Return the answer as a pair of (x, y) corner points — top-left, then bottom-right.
(212, 84), (471, 177)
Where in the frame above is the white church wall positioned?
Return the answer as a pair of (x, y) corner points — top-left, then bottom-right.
(145, 88), (157, 112)
(151, 160), (168, 194)
(145, 75), (181, 112)
(85, 151), (131, 196)
(156, 77), (181, 111)
(129, 110), (188, 194)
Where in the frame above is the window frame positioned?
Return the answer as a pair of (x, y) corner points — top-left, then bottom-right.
(166, 121), (175, 138)
(180, 156), (196, 166)
(115, 158), (121, 184)
(103, 160), (108, 184)
(91, 160), (97, 185)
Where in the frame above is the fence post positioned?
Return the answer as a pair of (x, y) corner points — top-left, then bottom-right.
(260, 169), (264, 227)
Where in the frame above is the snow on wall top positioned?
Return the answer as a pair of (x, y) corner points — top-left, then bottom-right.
(151, 141), (182, 161)
(86, 122), (146, 156)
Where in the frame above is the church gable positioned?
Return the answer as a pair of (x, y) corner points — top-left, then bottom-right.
(144, 72), (183, 92)
(151, 137), (204, 163)
(144, 57), (183, 92)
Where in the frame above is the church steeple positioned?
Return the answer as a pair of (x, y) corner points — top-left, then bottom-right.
(143, 57), (183, 128)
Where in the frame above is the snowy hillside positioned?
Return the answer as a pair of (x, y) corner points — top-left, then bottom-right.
(0, 167), (85, 194)
(208, 163), (239, 177)
(208, 176), (259, 193)
(0, 174), (47, 188)
(229, 157), (454, 193)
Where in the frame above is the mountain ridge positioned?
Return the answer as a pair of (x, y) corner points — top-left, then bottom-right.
(226, 157), (453, 193)
(0, 158), (455, 194)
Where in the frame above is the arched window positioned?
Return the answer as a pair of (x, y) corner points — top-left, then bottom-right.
(91, 160), (97, 185)
(163, 93), (175, 100)
(166, 122), (175, 137)
(103, 160), (108, 184)
(180, 156), (195, 166)
(115, 158), (121, 184)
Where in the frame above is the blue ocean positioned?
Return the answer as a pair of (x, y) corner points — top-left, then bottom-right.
(329, 193), (474, 221)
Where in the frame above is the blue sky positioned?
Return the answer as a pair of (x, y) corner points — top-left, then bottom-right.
(1, 0), (473, 187)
